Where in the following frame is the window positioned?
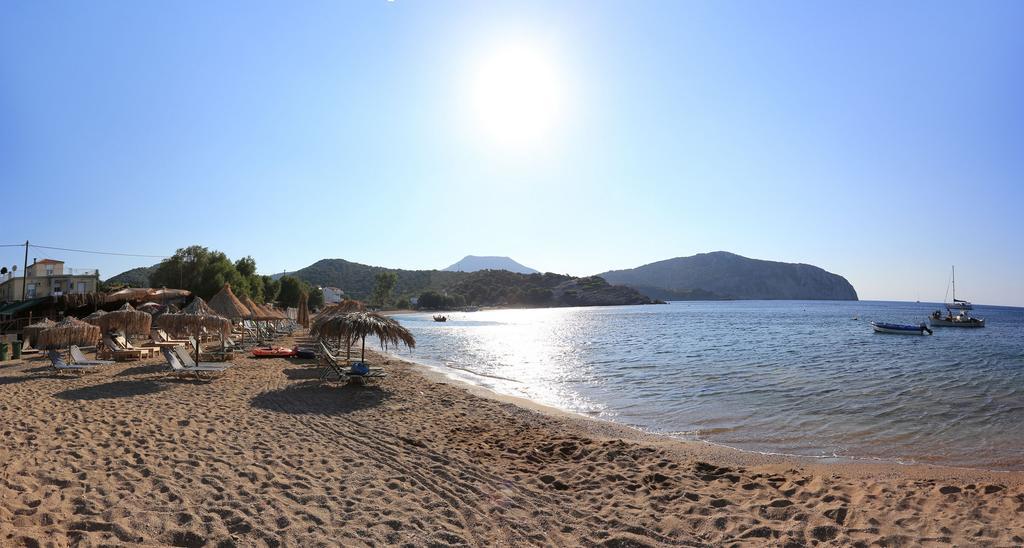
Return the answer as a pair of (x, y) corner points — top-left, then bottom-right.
(78, 282), (87, 293)
(26, 283), (36, 298)
(45, 265), (54, 276)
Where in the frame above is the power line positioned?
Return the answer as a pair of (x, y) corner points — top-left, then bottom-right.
(29, 244), (168, 259)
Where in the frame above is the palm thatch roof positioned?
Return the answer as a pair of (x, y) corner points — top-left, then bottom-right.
(23, 318), (57, 346)
(105, 287), (152, 303)
(314, 311), (415, 360)
(311, 300), (366, 332)
(36, 317), (101, 349)
(97, 302), (152, 335)
(240, 295), (277, 321)
(81, 309), (108, 326)
(208, 283), (251, 320)
(150, 288), (191, 300)
(157, 296), (231, 338)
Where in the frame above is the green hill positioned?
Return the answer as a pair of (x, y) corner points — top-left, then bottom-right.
(599, 251), (858, 301)
(285, 258), (658, 307)
(104, 265), (157, 287)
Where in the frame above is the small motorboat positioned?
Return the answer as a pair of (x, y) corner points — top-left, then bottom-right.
(871, 322), (933, 335)
(251, 346), (297, 358)
(930, 309), (985, 328)
(432, 315), (448, 322)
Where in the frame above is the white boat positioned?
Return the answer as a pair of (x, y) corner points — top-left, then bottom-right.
(871, 322), (933, 335)
(930, 266), (984, 328)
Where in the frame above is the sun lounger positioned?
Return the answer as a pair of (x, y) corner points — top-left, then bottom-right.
(154, 329), (190, 345)
(316, 341), (386, 383)
(70, 345), (114, 366)
(172, 345), (231, 371)
(161, 347), (230, 380)
(101, 336), (144, 361)
(144, 332), (182, 349)
(48, 350), (101, 374)
(113, 334), (157, 358)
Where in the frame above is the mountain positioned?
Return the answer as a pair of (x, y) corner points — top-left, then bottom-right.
(443, 255), (538, 274)
(286, 259), (458, 299)
(285, 258), (657, 307)
(599, 252), (858, 301)
(104, 265), (157, 287)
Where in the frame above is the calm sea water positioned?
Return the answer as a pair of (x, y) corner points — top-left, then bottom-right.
(390, 301), (1024, 470)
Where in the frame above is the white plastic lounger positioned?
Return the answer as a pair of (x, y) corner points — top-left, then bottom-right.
(160, 347), (230, 380)
(48, 350), (101, 374)
(172, 346), (231, 370)
(70, 345), (114, 366)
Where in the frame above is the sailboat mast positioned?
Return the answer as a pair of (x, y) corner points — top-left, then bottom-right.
(952, 265), (956, 301)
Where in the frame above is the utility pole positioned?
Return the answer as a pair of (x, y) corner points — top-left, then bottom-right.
(21, 240), (28, 301)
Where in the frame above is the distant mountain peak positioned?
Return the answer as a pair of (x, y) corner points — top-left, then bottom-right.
(443, 255), (538, 274)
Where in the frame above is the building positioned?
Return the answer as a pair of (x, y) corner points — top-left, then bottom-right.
(0, 259), (100, 302)
(321, 286), (345, 304)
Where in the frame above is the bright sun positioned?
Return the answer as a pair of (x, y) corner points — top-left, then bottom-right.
(469, 42), (567, 148)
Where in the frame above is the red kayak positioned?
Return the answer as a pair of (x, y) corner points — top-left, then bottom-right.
(251, 346), (297, 358)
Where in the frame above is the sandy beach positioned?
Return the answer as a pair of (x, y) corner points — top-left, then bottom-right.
(1, 337), (1022, 547)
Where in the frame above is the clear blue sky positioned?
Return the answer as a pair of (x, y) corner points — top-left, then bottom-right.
(2, 1), (1022, 305)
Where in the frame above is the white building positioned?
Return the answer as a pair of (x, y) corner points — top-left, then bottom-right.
(321, 286), (344, 304)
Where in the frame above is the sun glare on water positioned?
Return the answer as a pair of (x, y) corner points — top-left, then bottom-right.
(468, 41), (568, 149)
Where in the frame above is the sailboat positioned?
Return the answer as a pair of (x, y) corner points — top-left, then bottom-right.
(929, 266), (985, 328)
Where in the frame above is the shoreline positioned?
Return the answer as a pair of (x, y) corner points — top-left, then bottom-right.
(382, 349), (1024, 481)
(385, 348), (1024, 477)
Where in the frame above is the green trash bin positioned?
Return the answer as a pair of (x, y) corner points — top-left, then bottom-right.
(0, 342), (8, 362)
(12, 340), (22, 359)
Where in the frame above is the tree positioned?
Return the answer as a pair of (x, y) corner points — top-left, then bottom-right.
(150, 245), (248, 300)
(416, 290), (464, 310)
(369, 271), (398, 308)
(261, 275), (280, 304)
(277, 276), (304, 308)
(235, 256), (257, 277)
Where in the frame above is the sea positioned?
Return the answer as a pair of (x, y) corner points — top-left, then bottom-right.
(388, 301), (1024, 471)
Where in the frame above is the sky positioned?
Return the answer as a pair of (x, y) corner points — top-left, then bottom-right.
(2, 1), (1022, 305)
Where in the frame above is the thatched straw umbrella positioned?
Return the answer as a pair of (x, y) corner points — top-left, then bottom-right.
(208, 283), (251, 320)
(150, 287), (191, 303)
(105, 287), (152, 304)
(208, 283), (250, 346)
(239, 295), (274, 342)
(296, 294), (310, 329)
(81, 310), (107, 326)
(37, 317), (101, 358)
(97, 302), (152, 337)
(23, 318), (56, 348)
(157, 297), (231, 362)
(310, 300), (355, 347)
(314, 311), (414, 364)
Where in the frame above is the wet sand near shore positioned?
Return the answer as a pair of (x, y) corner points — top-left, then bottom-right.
(1, 335), (1022, 546)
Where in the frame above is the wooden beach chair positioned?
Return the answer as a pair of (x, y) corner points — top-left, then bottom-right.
(161, 347), (230, 380)
(113, 334), (157, 359)
(48, 350), (101, 375)
(155, 329), (190, 345)
(70, 345), (114, 366)
(101, 336), (143, 362)
(144, 331), (182, 350)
